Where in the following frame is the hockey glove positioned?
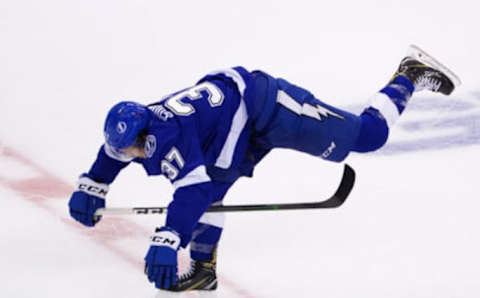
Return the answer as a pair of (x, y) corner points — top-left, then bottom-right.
(68, 174), (108, 227)
(144, 226), (181, 290)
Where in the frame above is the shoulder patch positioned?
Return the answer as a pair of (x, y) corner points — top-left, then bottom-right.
(144, 134), (157, 158)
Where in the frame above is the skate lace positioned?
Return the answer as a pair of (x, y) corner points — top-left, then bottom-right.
(415, 72), (441, 92)
(179, 262), (197, 281)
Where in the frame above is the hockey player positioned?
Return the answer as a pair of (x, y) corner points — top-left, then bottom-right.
(68, 45), (459, 291)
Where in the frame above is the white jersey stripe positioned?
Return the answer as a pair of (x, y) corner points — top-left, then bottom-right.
(208, 68), (246, 97)
(215, 99), (248, 169)
(210, 68), (249, 169)
(173, 165), (211, 189)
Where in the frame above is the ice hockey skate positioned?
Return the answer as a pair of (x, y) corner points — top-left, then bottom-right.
(391, 45), (461, 95)
(168, 258), (217, 292)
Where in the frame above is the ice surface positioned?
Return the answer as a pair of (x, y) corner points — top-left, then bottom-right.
(1, 0), (479, 297)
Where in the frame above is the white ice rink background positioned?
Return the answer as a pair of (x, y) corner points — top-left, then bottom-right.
(1, 1), (479, 297)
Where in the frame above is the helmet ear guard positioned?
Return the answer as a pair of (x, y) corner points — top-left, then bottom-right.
(104, 101), (152, 150)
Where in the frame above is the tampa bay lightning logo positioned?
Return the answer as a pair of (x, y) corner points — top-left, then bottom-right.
(144, 135), (157, 158)
(116, 121), (127, 134)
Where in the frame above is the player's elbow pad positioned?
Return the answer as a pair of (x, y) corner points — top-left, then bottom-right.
(352, 108), (389, 153)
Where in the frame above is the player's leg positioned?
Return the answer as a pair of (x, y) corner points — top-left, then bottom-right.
(350, 76), (413, 154)
(252, 46), (458, 161)
(190, 220), (222, 262)
(169, 182), (233, 292)
(252, 76), (364, 162)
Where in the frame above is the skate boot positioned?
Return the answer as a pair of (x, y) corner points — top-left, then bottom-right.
(168, 258), (217, 291)
(391, 45), (461, 95)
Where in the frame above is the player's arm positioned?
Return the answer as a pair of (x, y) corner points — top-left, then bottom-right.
(151, 142), (216, 246)
(145, 166), (215, 289)
(167, 166), (214, 247)
(68, 144), (131, 227)
(144, 138), (217, 290)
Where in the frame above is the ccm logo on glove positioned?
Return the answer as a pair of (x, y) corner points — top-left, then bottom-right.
(152, 236), (177, 246)
(78, 183), (108, 196)
(150, 230), (180, 250)
(76, 176), (109, 199)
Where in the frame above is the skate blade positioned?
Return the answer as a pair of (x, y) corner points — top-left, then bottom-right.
(407, 44), (462, 88)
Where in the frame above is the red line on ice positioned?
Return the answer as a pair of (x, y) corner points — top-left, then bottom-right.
(0, 144), (259, 298)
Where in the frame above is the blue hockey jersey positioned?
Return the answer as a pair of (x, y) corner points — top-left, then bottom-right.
(88, 67), (273, 246)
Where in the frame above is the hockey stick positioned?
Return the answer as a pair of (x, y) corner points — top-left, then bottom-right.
(95, 164), (355, 216)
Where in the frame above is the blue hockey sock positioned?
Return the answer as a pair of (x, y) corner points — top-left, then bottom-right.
(352, 76), (414, 153)
(190, 223), (222, 261)
(379, 75), (414, 114)
(368, 75), (414, 129)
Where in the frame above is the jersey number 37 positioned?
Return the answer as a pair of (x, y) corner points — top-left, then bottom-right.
(164, 82), (225, 116)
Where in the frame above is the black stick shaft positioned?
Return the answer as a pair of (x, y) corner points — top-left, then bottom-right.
(95, 164), (355, 216)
